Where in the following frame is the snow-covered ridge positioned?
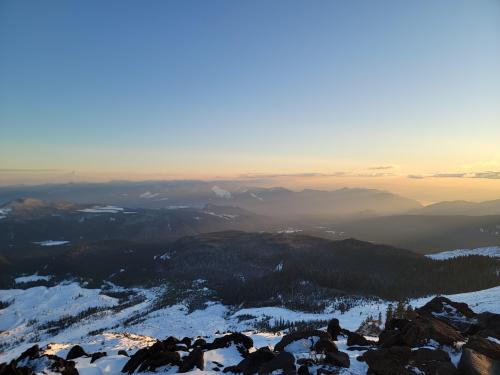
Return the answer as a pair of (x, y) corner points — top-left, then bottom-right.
(0, 207), (11, 219)
(426, 246), (500, 260)
(33, 240), (70, 247)
(211, 186), (232, 199)
(78, 206), (124, 214)
(14, 274), (53, 284)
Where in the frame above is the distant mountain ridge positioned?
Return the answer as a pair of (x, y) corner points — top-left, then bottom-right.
(417, 199), (500, 216)
(0, 180), (423, 219)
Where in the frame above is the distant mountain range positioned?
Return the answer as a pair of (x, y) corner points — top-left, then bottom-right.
(416, 199), (500, 216)
(0, 180), (422, 219)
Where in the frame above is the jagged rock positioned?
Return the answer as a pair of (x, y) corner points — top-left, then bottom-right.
(473, 312), (500, 338)
(312, 339), (338, 354)
(136, 351), (181, 372)
(274, 330), (331, 353)
(192, 338), (207, 348)
(346, 332), (372, 347)
(16, 345), (40, 362)
(464, 336), (500, 360)
(66, 346), (88, 360)
(257, 352), (295, 375)
(205, 333), (253, 356)
(458, 347), (500, 375)
(410, 348), (456, 375)
(179, 348), (204, 372)
(360, 346), (412, 374)
(235, 347), (275, 375)
(0, 363), (33, 375)
(324, 351), (350, 368)
(122, 348), (150, 373)
(327, 319), (341, 340)
(379, 315), (464, 348)
(361, 346), (456, 375)
(180, 337), (192, 348)
(90, 352), (107, 363)
(417, 296), (476, 332)
(316, 369), (336, 375)
(118, 350), (129, 357)
(222, 365), (240, 373)
(297, 364), (310, 375)
(49, 356), (79, 375)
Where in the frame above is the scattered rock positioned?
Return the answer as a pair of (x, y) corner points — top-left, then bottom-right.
(236, 347), (275, 375)
(118, 350), (129, 357)
(458, 347), (500, 375)
(206, 333), (253, 356)
(324, 351), (350, 368)
(257, 352), (295, 375)
(274, 330), (331, 353)
(327, 319), (341, 340)
(346, 332), (372, 347)
(66, 346), (88, 360)
(90, 352), (107, 363)
(179, 348), (204, 372)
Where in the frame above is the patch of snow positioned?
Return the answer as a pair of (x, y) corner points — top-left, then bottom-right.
(487, 336), (500, 344)
(275, 262), (284, 272)
(14, 274), (52, 284)
(277, 228), (303, 234)
(250, 192), (263, 201)
(78, 206), (124, 214)
(203, 211), (238, 220)
(139, 191), (160, 199)
(427, 246), (500, 260)
(34, 240), (70, 247)
(211, 186), (232, 199)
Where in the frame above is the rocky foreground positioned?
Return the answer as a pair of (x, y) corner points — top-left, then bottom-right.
(1, 296), (499, 375)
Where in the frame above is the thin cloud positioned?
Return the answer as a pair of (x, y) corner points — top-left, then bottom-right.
(471, 171), (500, 179)
(407, 174), (424, 179)
(432, 173), (467, 178)
(368, 165), (394, 170)
(0, 168), (66, 173)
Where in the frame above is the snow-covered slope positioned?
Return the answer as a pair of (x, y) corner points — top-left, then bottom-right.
(1, 280), (499, 368)
(426, 246), (500, 260)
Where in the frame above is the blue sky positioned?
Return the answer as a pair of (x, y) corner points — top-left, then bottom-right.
(1, 0), (499, 200)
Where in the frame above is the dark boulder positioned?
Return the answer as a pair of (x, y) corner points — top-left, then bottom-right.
(458, 347), (500, 375)
(464, 336), (500, 360)
(90, 352), (107, 364)
(312, 339), (338, 354)
(297, 364), (310, 375)
(236, 347), (275, 375)
(66, 346), (88, 360)
(16, 345), (40, 363)
(180, 337), (192, 349)
(417, 296), (476, 332)
(179, 348), (204, 372)
(0, 363), (34, 375)
(274, 330), (331, 353)
(257, 352), (295, 375)
(361, 346), (456, 375)
(136, 351), (181, 372)
(379, 315), (464, 348)
(49, 357), (79, 375)
(346, 332), (372, 347)
(327, 319), (341, 340)
(410, 348), (456, 375)
(118, 350), (129, 357)
(360, 346), (412, 374)
(122, 348), (150, 373)
(222, 365), (241, 373)
(324, 351), (350, 368)
(192, 338), (207, 348)
(206, 333), (253, 356)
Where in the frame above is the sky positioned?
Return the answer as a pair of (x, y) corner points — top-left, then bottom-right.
(1, 0), (499, 202)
